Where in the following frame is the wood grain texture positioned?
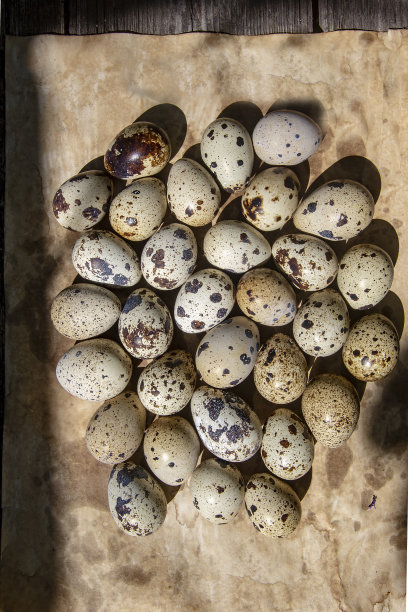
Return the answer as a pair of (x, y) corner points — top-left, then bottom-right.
(319, 0), (408, 31)
(5, 0), (65, 35)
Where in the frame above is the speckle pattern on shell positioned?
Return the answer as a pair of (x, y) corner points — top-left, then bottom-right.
(143, 416), (200, 486)
(342, 314), (399, 381)
(253, 334), (308, 404)
(141, 223), (198, 291)
(301, 374), (360, 448)
(109, 177), (167, 241)
(272, 233), (338, 291)
(252, 110), (322, 166)
(201, 118), (254, 193)
(56, 338), (132, 401)
(337, 244), (394, 310)
(293, 288), (350, 357)
(137, 349), (196, 415)
(237, 268), (296, 326)
(174, 268), (235, 333)
(108, 462), (167, 536)
(195, 316), (259, 388)
(261, 409), (314, 480)
(167, 158), (221, 226)
(242, 167), (299, 231)
(293, 179), (374, 241)
(189, 458), (245, 524)
(51, 283), (121, 340)
(52, 170), (113, 231)
(245, 473), (301, 538)
(72, 230), (142, 287)
(86, 391), (146, 464)
(118, 288), (173, 360)
(203, 220), (271, 274)
(104, 121), (171, 180)
(191, 386), (262, 462)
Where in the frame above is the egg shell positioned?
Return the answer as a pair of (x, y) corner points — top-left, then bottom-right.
(191, 385), (262, 462)
(293, 179), (374, 241)
(245, 473), (301, 538)
(337, 244), (394, 310)
(189, 458), (245, 524)
(293, 288), (350, 357)
(108, 462), (167, 536)
(109, 177), (167, 241)
(242, 167), (299, 231)
(174, 268), (235, 334)
(141, 223), (198, 290)
(301, 374), (360, 448)
(56, 338), (132, 401)
(86, 391), (146, 464)
(203, 220), (271, 274)
(252, 110), (322, 166)
(253, 334), (308, 404)
(51, 283), (121, 340)
(167, 158), (221, 226)
(104, 121), (171, 180)
(137, 349), (197, 415)
(342, 314), (399, 381)
(272, 233), (339, 291)
(200, 118), (254, 193)
(143, 416), (200, 486)
(237, 268), (296, 326)
(195, 316), (259, 388)
(72, 230), (142, 288)
(118, 287), (173, 360)
(52, 170), (113, 231)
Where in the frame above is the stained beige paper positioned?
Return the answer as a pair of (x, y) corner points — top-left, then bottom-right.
(3, 32), (407, 611)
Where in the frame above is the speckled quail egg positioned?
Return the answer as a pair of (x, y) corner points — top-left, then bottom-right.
(203, 220), (271, 274)
(189, 458), (245, 524)
(293, 289), (349, 357)
(191, 386), (262, 462)
(167, 158), (221, 226)
(253, 334), (308, 404)
(293, 179), (374, 241)
(237, 268), (296, 326)
(174, 268), (235, 333)
(261, 409), (314, 480)
(143, 416), (200, 486)
(104, 121), (171, 180)
(52, 170), (113, 231)
(118, 288), (173, 360)
(252, 110), (322, 166)
(195, 316), (259, 388)
(137, 349), (196, 415)
(51, 283), (121, 340)
(141, 223), (198, 290)
(245, 473), (301, 537)
(108, 462), (167, 536)
(72, 230), (142, 287)
(337, 244), (394, 310)
(109, 177), (167, 241)
(342, 313), (399, 381)
(56, 338), (132, 401)
(242, 167), (299, 231)
(272, 233), (338, 291)
(86, 391), (146, 463)
(201, 117), (254, 193)
(301, 374), (360, 447)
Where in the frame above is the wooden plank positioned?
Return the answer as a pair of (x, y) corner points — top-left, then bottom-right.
(319, 0), (408, 31)
(5, 0), (65, 35)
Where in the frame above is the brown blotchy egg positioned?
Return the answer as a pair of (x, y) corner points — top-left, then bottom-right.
(237, 268), (296, 326)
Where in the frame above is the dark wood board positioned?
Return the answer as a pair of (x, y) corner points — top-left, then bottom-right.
(319, 0), (408, 31)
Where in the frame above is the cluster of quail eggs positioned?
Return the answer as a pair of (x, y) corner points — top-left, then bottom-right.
(51, 107), (399, 539)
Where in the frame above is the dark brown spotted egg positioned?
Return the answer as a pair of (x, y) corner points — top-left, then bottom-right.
(237, 268), (296, 326)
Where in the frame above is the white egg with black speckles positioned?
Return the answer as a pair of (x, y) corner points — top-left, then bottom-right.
(195, 316), (259, 388)
(201, 118), (254, 193)
(108, 462), (167, 536)
(237, 268), (296, 326)
(144, 416), (200, 486)
(293, 289), (349, 357)
(191, 386), (262, 462)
